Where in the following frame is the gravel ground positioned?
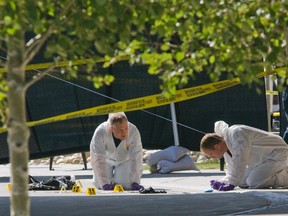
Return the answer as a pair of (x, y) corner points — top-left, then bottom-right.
(27, 150), (217, 166)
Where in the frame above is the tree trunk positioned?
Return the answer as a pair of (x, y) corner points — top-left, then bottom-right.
(7, 31), (30, 215)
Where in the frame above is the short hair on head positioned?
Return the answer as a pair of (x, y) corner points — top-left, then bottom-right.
(108, 112), (128, 126)
(200, 133), (223, 151)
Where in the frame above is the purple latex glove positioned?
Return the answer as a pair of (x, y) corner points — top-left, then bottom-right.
(131, 182), (144, 190)
(102, 183), (114, 190)
(210, 180), (225, 190)
(218, 184), (235, 191)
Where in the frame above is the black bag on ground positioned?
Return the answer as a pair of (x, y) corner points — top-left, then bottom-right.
(28, 175), (75, 191)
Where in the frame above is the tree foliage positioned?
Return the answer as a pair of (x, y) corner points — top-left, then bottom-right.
(1, 0), (288, 215)
(121, 0), (288, 94)
(1, 1), (288, 99)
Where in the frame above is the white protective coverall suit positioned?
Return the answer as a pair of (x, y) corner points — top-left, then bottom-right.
(215, 121), (288, 189)
(90, 121), (143, 189)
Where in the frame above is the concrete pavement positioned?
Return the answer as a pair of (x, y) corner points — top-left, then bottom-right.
(1, 164), (288, 215)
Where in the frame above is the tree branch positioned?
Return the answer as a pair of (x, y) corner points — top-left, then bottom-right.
(285, 27), (288, 57)
(24, 0), (77, 65)
(24, 30), (53, 66)
(24, 66), (56, 91)
(0, 49), (7, 68)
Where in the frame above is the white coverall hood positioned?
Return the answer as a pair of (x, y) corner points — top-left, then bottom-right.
(214, 120), (229, 137)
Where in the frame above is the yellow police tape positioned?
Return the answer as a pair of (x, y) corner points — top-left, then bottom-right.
(0, 67), (285, 134)
(266, 90), (278, 95)
(0, 58), (97, 73)
(272, 112), (280, 117)
(0, 56), (129, 73)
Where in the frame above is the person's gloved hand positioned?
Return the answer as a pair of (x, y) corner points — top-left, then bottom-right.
(102, 183), (114, 190)
(210, 180), (225, 190)
(218, 184), (235, 191)
(131, 182), (144, 190)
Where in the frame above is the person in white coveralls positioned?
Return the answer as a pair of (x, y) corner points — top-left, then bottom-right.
(90, 112), (144, 190)
(200, 120), (288, 191)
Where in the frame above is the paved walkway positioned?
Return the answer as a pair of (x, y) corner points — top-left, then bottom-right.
(1, 164), (288, 215)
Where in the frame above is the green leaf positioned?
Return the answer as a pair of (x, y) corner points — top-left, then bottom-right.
(175, 52), (185, 62)
(9, 1), (16, 11)
(103, 61), (110, 68)
(160, 43), (170, 51)
(104, 75), (115, 85)
(209, 55), (215, 64)
(271, 38), (279, 47)
(7, 28), (16, 35)
(148, 65), (160, 75)
(4, 16), (12, 25)
(48, 6), (55, 16)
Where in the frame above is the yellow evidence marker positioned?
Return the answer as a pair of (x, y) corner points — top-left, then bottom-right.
(86, 187), (96, 195)
(7, 183), (11, 191)
(72, 185), (82, 193)
(113, 184), (124, 192)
